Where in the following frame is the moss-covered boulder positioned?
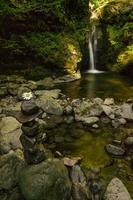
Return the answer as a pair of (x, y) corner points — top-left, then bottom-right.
(19, 159), (71, 200)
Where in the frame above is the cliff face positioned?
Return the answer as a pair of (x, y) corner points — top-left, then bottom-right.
(98, 0), (133, 75)
(0, 0), (88, 77)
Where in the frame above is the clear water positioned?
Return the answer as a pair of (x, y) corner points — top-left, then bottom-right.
(47, 124), (133, 198)
(57, 73), (133, 100)
(53, 72), (133, 197)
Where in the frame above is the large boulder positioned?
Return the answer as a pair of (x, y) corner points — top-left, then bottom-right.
(19, 159), (71, 200)
(0, 150), (24, 200)
(0, 116), (21, 134)
(104, 177), (132, 200)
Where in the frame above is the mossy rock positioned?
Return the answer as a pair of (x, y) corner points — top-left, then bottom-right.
(19, 159), (71, 200)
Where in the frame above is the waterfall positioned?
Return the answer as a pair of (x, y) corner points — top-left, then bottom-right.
(86, 22), (104, 74)
(88, 24), (97, 71)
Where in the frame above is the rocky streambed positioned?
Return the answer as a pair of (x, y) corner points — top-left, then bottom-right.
(0, 75), (133, 200)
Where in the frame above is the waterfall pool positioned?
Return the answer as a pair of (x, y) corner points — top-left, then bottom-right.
(57, 72), (133, 100)
(53, 72), (133, 197)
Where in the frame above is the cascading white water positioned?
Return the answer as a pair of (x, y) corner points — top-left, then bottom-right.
(86, 23), (104, 74)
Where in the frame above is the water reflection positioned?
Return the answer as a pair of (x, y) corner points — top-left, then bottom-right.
(58, 73), (133, 100)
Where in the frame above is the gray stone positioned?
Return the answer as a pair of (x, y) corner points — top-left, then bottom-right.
(92, 124), (99, 129)
(104, 177), (132, 200)
(19, 159), (71, 200)
(104, 98), (114, 105)
(37, 96), (63, 115)
(71, 165), (89, 200)
(105, 144), (125, 157)
(0, 129), (22, 154)
(39, 89), (61, 99)
(81, 117), (99, 125)
(93, 98), (103, 105)
(125, 137), (133, 148)
(120, 103), (133, 121)
(102, 105), (114, 117)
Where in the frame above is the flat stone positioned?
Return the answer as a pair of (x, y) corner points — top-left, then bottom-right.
(105, 144), (125, 157)
(104, 177), (132, 200)
(37, 96), (63, 116)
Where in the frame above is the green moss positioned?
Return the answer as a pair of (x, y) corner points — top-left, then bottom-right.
(99, 0), (133, 72)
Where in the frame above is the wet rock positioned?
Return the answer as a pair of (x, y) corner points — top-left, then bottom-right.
(54, 72), (81, 84)
(21, 122), (39, 137)
(125, 137), (133, 148)
(104, 177), (132, 200)
(104, 98), (114, 105)
(0, 116), (21, 134)
(120, 103), (133, 121)
(105, 144), (125, 157)
(19, 159), (71, 200)
(71, 165), (89, 200)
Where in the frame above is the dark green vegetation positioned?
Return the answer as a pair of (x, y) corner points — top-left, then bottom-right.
(98, 0), (133, 75)
(0, 0), (132, 77)
(0, 0), (88, 77)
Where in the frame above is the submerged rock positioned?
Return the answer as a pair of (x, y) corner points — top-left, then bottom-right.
(19, 159), (71, 200)
(105, 144), (125, 157)
(104, 177), (132, 200)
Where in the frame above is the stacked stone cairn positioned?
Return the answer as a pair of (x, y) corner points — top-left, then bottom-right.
(16, 99), (45, 164)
